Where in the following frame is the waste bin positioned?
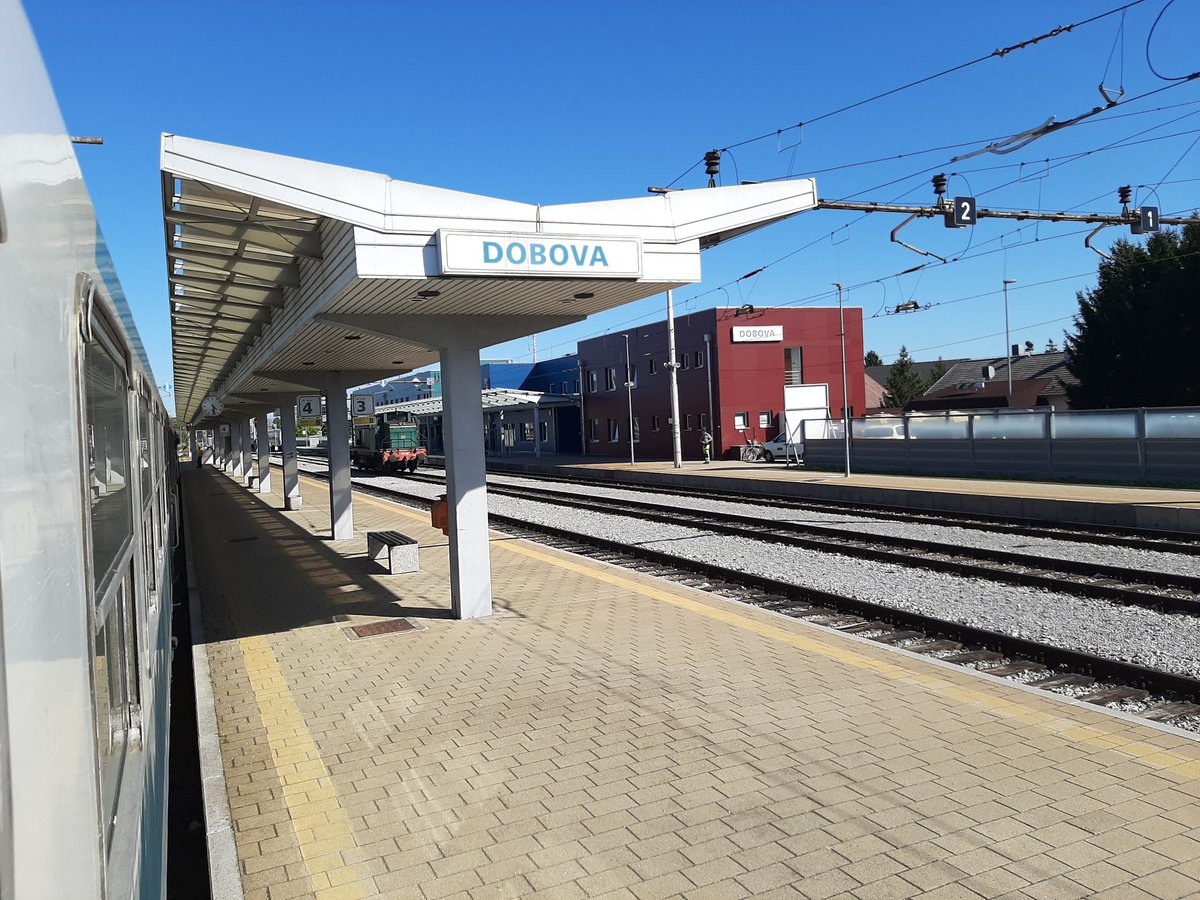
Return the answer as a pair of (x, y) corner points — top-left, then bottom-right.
(431, 494), (449, 535)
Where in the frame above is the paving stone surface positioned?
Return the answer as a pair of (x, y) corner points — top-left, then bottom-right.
(185, 464), (1200, 899)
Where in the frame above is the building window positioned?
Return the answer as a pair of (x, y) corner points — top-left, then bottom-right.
(626, 364), (637, 388)
(759, 411), (773, 429)
(700, 413), (709, 430)
(572, 379), (579, 393)
(588, 419), (599, 442)
(649, 358), (657, 375)
(539, 420), (549, 443)
(684, 414), (693, 431)
(652, 416), (661, 432)
(632, 418), (640, 443)
(608, 418), (619, 442)
(734, 412), (749, 430)
(695, 351), (704, 368)
(587, 370), (598, 393)
(560, 381), (568, 394)
(681, 354), (690, 370)
(605, 367), (617, 391)
(784, 347), (803, 386)
(520, 422), (534, 442)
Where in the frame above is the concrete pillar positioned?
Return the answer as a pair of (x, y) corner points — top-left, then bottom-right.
(240, 418), (254, 486)
(325, 385), (353, 540)
(256, 412), (272, 494)
(231, 421), (244, 478)
(440, 343), (492, 619)
(279, 400), (302, 510)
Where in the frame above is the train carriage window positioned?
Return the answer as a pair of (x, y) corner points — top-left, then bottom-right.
(84, 328), (133, 595)
(138, 391), (153, 507)
(94, 564), (135, 849)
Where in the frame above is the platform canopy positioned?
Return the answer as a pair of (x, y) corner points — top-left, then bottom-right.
(161, 135), (818, 424)
(379, 388), (576, 418)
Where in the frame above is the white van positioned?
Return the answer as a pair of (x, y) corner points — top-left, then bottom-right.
(761, 432), (803, 462)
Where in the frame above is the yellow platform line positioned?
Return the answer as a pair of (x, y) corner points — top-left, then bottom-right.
(343, 484), (1200, 778)
(239, 634), (373, 899)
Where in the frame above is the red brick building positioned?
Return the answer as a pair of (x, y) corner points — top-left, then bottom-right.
(577, 307), (865, 460)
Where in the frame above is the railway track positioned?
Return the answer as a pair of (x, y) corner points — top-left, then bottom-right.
(445, 463), (1200, 555)
(501, 484), (1200, 612)
(391, 467), (1200, 615)
(289, 461), (1200, 728)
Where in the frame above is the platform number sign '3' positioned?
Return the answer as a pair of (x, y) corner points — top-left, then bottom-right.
(952, 196), (977, 227)
(352, 394), (375, 417)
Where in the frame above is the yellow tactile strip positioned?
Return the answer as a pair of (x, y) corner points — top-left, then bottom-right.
(190, 467), (1200, 899)
(239, 634), (376, 899)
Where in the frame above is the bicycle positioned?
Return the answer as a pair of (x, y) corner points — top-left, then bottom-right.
(739, 439), (765, 462)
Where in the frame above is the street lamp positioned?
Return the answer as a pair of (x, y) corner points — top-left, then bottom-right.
(833, 283), (850, 478)
(1002, 279), (1017, 405)
(666, 289), (683, 468)
(623, 333), (635, 466)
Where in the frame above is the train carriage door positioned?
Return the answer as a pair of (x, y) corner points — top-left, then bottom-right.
(73, 280), (143, 861)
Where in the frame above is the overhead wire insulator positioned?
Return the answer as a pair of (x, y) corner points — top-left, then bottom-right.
(1118, 184), (1132, 211)
(704, 150), (721, 187)
(932, 173), (948, 197)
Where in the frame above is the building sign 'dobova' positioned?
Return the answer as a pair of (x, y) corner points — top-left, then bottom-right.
(438, 230), (642, 278)
(731, 324), (784, 342)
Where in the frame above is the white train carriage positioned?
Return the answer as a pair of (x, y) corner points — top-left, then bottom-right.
(0, 2), (178, 896)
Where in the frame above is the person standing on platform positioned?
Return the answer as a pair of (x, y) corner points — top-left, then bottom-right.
(701, 429), (713, 464)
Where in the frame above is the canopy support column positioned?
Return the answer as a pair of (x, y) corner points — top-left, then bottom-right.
(324, 382), (353, 540)
(279, 400), (302, 510)
(441, 342), (492, 619)
(240, 418), (254, 486)
(255, 412), (272, 494)
(231, 421), (244, 478)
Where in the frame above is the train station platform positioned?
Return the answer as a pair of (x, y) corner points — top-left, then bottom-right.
(471, 454), (1200, 534)
(183, 463), (1200, 900)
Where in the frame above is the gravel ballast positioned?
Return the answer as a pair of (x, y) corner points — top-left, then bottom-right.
(293, 459), (1200, 681)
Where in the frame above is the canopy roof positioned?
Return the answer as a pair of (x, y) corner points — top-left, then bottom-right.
(162, 135), (817, 423)
(379, 388), (575, 418)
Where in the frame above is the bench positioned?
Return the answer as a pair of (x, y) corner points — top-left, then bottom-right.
(367, 531), (419, 574)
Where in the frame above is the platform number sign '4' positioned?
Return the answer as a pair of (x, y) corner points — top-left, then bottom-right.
(297, 395), (321, 418)
(952, 196), (977, 227)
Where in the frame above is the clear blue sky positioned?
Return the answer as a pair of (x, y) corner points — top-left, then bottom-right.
(26, 0), (1200, 414)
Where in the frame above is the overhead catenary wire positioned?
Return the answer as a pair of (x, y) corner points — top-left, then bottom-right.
(1145, 0), (1200, 82)
(663, 0), (1152, 188)
(536, 97), (1200, 365)
(748, 98), (1200, 186)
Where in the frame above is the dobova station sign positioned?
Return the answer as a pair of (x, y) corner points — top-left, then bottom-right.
(438, 230), (642, 278)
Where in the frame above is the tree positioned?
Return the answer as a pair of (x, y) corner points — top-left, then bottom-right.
(1065, 224), (1200, 408)
(864, 349), (883, 367)
(883, 346), (927, 408)
(925, 357), (950, 389)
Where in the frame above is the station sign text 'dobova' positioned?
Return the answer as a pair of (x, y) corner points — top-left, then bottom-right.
(438, 230), (642, 278)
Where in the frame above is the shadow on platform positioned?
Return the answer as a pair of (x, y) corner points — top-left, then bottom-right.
(183, 468), (452, 642)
